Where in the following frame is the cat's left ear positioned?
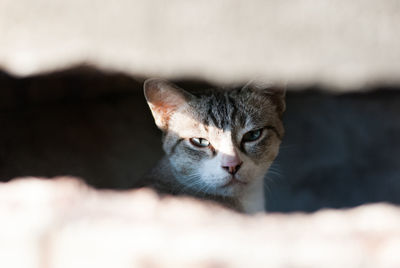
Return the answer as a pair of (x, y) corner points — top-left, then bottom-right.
(144, 78), (194, 131)
(265, 84), (286, 116)
(246, 81), (286, 116)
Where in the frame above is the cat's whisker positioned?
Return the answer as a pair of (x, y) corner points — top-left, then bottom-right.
(197, 182), (211, 197)
(269, 162), (282, 168)
(266, 170), (283, 178)
(178, 179), (198, 193)
(278, 144), (298, 150)
(178, 173), (204, 195)
(267, 164), (283, 177)
(263, 176), (273, 195)
(144, 78), (285, 214)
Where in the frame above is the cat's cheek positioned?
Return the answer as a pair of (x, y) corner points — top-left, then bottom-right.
(169, 152), (199, 177)
(244, 141), (280, 166)
(264, 143), (281, 163)
(240, 160), (269, 183)
(200, 158), (228, 186)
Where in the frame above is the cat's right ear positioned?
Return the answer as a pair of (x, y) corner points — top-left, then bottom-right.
(144, 78), (194, 131)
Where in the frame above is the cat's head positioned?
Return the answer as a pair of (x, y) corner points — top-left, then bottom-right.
(144, 78), (285, 197)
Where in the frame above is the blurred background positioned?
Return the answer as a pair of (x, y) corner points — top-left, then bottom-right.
(1, 0), (400, 212)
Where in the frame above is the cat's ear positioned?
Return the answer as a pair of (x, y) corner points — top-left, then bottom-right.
(245, 81), (286, 116)
(264, 84), (286, 116)
(144, 78), (194, 131)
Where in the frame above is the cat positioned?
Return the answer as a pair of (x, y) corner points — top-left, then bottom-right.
(142, 78), (285, 213)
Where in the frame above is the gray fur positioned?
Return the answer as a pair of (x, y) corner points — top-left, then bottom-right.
(143, 78), (285, 213)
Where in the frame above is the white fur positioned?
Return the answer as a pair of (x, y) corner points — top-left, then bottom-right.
(145, 78), (283, 214)
(200, 131), (237, 195)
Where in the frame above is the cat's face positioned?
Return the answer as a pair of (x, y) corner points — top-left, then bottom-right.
(144, 79), (285, 197)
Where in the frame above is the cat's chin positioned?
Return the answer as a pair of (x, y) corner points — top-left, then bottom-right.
(212, 177), (248, 197)
(221, 176), (248, 188)
(214, 184), (244, 197)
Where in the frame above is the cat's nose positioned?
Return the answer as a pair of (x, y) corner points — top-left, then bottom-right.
(221, 153), (243, 175)
(222, 162), (243, 175)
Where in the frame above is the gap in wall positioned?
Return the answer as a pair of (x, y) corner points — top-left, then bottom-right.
(1, 67), (399, 212)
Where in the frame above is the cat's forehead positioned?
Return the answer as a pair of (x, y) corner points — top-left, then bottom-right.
(188, 88), (275, 130)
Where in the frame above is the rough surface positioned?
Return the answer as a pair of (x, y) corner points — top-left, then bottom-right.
(1, 0), (400, 89)
(0, 177), (399, 268)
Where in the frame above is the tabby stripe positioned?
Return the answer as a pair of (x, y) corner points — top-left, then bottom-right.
(227, 96), (238, 123)
(208, 104), (219, 127)
(170, 138), (184, 155)
(266, 126), (282, 140)
(222, 95), (229, 129)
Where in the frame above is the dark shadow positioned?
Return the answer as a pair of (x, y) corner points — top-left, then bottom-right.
(0, 66), (161, 189)
(267, 88), (400, 212)
(1, 66), (400, 212)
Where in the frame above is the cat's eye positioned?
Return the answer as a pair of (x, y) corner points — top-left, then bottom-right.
(189, 137), (210, 148)
(242, 129), (263, 143)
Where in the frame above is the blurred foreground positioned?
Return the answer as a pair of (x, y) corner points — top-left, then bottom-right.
(1, 0), (400, 88)
(1, 177), (399, 268)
